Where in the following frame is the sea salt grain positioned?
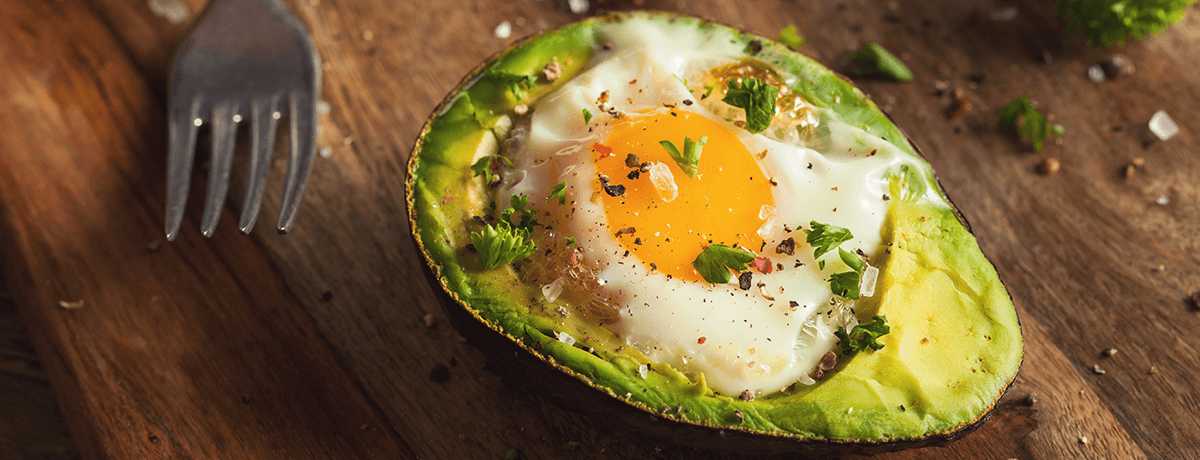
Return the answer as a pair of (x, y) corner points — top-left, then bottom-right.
(1155, 194), (1170, 206)
(647, 162), (679, 202)
(494, 21), (512, 39)
(568, 0), (590, 14)
(1087, 65), (1106, 83)
(541, 277), (565, 303)
(860, 265), (880, 297)
(555, 331), (577, 346)
(1148, 110), (1179, 141)
(148, 0), (190, 24)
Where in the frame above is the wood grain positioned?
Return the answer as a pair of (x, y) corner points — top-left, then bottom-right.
(0, 0), (1196, 458)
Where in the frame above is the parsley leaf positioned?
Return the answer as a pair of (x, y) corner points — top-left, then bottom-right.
(470, 221), (536, 270)
(779, 24), (806, 49)
(489, 70), (538, 101)
(845, 43), (913, 82)
(692, 244), (756, 284)
(806, 221), (854, 259)
(1058, 0), (1194, 47)
(582, 108), (592, 124)
(835, 316), (890, 355)
(722, 78), (779, 133)
(830, 248), (866, 299)
(471, 155), (511, 186)
(658, 136), (707, 177)
(501, 194), (536, 229)
(548, 182), (567, 204)
(998, 97), (1058, 151)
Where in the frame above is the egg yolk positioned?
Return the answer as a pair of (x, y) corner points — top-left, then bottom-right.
(593, 110), (774, 282)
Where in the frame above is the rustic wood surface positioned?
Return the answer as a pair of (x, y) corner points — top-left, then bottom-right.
(0, 0), (1197, 458)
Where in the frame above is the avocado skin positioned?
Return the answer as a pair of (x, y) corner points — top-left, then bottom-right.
(406, 10), (1022, 451)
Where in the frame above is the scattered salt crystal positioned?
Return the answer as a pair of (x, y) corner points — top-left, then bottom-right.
(989, 6), (1018, 21)
(637, 363), (649, 379)
(1149, 110), (1179, 141)
(494, 21), (512, 39)
(319, 147), (332, 159)
(555, 331), (576, 346)
(1155, 194), (1170, 206)
(58, 300), (85, 310)
(541, 277), (565, 303)
(1087, 65), (1106, 83)
(317, 100), (331, 116)
(647, 162), (679, 202)
(148, 0), (190, 24)
(860, 265), (880, 297)
(567, 0), (590, 14)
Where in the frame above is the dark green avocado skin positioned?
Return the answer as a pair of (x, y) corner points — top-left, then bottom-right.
(405, 10), (1023, 453)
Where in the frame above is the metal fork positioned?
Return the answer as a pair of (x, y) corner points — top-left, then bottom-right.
(165, 0), (320, 240)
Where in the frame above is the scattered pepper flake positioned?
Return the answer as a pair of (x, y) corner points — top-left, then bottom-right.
(697, 336), (707, 345)
(738, 272), (753, 290)
(1038, 157), (1061, 175)
(751, 257), (773, 274)
(739, 389), (756, 401)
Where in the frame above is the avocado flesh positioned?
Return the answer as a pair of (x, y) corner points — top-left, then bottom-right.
(408, 12), (1022, 444)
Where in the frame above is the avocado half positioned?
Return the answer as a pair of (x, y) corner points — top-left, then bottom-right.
(406, 11), (1022, 452)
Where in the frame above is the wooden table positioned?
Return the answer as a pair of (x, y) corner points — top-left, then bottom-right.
(1, 0), (1197, 458)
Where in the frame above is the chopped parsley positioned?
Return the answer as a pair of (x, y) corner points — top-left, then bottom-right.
(470, 155), (511, 186)
(806, 221), (854, 259)
(1058, 0), (1195, 46)
(845, 43), (913, 82)
(658, 136), (707, 177)
(692, 244), (756, 284)
(501, 194), (536, 229)
(830, 248), (866, 299)
(582, 108), (592, 124)
(998, 97), (1059, 152)
(565, 236), (576, 246)
(489, 70), (538, 101)
(548, 182), (567, 204)
(779, 24), (806, 49)
(835, 316), (890, 355)
(722, 78), (779, 133)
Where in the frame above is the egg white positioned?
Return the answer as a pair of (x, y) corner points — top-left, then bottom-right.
(502, 18), (910, 396)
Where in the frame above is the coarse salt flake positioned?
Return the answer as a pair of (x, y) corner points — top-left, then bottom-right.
(542, 277), (565, 303)
(494, 21), (512, 39)
(1149, 110), (1179, 141)
(555, 331), (576, 346)
(647, 162), (679, 202)
(860, 265), (880, 297)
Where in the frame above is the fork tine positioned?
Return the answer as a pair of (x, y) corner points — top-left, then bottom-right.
(277, 91), (317, 233)
(199, 103), (239, 237)
(165, 101), (201, 241)
(238, 97), (280, 234)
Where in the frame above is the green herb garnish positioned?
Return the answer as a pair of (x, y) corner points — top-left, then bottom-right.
(998, 97), (1058, 151)
(470, 196), (540, 269)
(692, 244), (756, 284)
(806, 221), (854, 259)
(722, 78), (779, 133)
(845, 43), (913, 82)
(470, 155), (511, 186)
(835, 316), (891, 355)
(658, 136), (707, 177)
(779, 24), (806, 49)
(830, 248), (866, 299)
(548, 182), (567, 204)
(501, 194), (536, 229)
(489, 70), (538, 101)
(1058, 0), (1196, 47)
(582, 108), (592, 124)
